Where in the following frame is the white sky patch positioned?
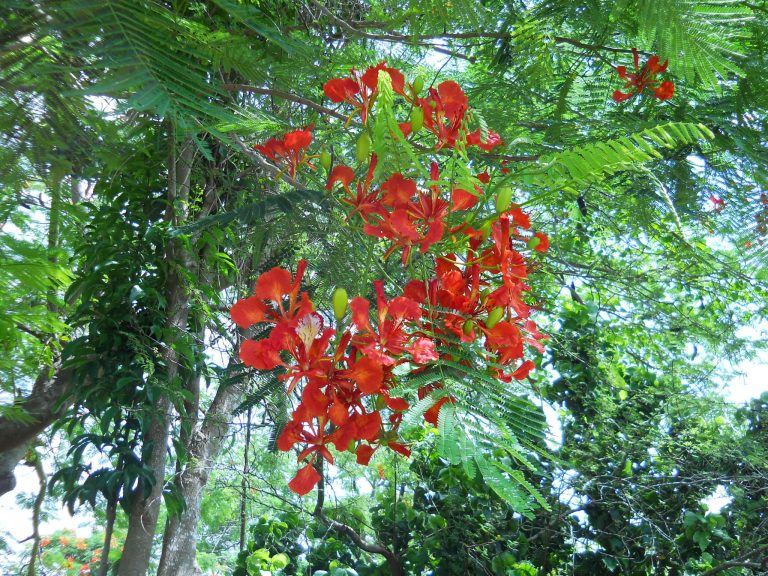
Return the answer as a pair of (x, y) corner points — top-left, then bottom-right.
(703, 485), (733, 515)
(724, 323), (768, 404)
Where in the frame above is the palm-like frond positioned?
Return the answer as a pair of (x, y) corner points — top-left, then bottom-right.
(638, 0), (751, 90)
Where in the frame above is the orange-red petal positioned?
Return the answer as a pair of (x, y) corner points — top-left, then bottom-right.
(255, 267), (292, 302)
(653, 80), (675, 100)
(288, 463), (321, 496)
(230, 296), (267, 328)
(239, 339), (283, 370)
(323, 77), (359, 103)
(354, 411), (382, 441)
(356, 444), (376, 465)
(347, 356), (384, 394)
(326, 165), (355, 191)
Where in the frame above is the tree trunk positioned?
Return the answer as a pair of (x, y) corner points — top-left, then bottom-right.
(117, 133), (195, 576)
(156, 378), (244, 576)
(239, 407), (252, 552)
(97, 500), (117, 576)
(117, 396), (172, 576)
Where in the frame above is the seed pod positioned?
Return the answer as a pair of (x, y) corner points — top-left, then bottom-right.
(356, 132), (371, 163)
(412, 76), (425, 95)
(495, 187), (513, 214)
(320, 149), (332, 170)
(332, 287), (348, 321)
(462, 319), (474, 335)
(410, 106), (424, 133)
(527, 236), (541, 249)
(486, 307), (504, 329)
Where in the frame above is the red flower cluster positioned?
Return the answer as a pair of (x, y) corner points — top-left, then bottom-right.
(232, 263), (432, 494)
(329, 157), (487, 264)
(233, 65), (549, 496)
(254, 126), (313, 177)
(613, 48), (675, 103)
(324, 62), (502, 152)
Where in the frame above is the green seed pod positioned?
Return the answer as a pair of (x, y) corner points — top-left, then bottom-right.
(356, 132), (371, 163)
(320, 149), (332, 170)
(495, 187), (513, 214)
(462, 319), (474, 335)
(486, 307), (504, 329)
(332, 287), (348, 321)
(412, 75), (425, 95)
(410, 106), (424, 133)
(527, 236), (541, 249)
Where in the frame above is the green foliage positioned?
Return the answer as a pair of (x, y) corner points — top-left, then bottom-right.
(2, 1), (768, 575)
(520, 122), (714, 189)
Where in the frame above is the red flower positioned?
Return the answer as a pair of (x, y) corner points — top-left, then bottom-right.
(356, 444), (376, 465)
(531, 231), (549, 253)
(323, 62), (405, 123)
(613, 48), (674, 102)
(255, 127), (313, 177)
(466, 129), (503, 151)
(350, 281), (424, 365)
(419, 81), (468, 149)
(512, 360), (536, 380)
(323, 77), (359, 103)
(654, 80), (675, 100)
(333, 156), (382, 223)
(326, 165), (355, 192)
(344, 355), (384, 394)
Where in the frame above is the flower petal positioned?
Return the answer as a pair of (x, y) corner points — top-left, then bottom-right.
(230, 296), (267, 328)
(255, 267), (293, 302)
(288, 463), (321, 496)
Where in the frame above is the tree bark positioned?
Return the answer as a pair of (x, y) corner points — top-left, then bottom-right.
(117, 133), (195, 576)
(156, 378), (244, 576)
(0, 364), (77, 497)
(117, 395), (173, 576)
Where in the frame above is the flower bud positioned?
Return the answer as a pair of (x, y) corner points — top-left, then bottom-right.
(320, 149), (332, 170)
(412, 76), (425, 95)
(495, 187), (513, 214)
(480, 220), (492, 240)
(332, 287), (348, 321)
(410, 106), (424, 133)
(356, 132), (371, 163)
(462, 319), (474, 335)
(486, 307), (504, 329)
(527, 236), (541, 250)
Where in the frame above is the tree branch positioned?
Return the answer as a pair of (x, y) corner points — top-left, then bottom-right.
(700, 543), (768, 576)
(222, 84), (348, 121)
(312, 462), (404, 575)
(0, 362), (79, 454)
